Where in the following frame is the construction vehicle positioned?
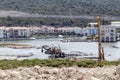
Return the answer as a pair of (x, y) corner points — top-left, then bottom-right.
(41, 45), (65, 58)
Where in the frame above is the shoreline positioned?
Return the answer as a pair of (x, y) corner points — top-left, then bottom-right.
(0, 36), (119, 43)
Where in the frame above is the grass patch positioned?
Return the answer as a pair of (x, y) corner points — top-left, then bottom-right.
(0, 59), (119, 70)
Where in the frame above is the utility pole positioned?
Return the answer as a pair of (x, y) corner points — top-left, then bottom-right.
(96, 16), (105, 61)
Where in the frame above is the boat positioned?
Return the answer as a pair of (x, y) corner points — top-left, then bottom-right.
(58, 35), (64, 38)
(29, 37), (36, 40)
(60, 39), (69, 43)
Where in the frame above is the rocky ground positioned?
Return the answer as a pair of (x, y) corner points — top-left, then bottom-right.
(0, 65), (120, 80)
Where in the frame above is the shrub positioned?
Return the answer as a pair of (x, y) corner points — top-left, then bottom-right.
(0, 59), (119, 69)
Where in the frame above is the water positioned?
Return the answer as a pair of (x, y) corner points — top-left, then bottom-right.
(0, 38), (120, 61)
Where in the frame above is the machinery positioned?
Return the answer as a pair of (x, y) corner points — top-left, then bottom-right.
(41, 45), (65, 58)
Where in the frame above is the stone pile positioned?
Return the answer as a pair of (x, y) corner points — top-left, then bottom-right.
(0, 65), (119, 80)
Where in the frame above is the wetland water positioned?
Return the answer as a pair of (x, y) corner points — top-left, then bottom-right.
(0, 38), (120, 61)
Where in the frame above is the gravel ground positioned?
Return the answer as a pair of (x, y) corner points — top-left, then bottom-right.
(0, 65), (120, 80)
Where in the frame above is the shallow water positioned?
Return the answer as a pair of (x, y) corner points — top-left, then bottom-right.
(0, 38), (120, 61)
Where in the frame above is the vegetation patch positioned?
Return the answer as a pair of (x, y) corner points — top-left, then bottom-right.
(0, 59), (119, 70)
(0, 0), (120, 16)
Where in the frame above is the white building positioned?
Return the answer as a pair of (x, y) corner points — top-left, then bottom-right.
(111, 22), (120, 27)
(88, 22), (98, 27)
(82, 27), (89, 36)
(101, 25), (116, 42)
(111, 21), (120, 39)
(0, 27), (30, 39)
(73, 27), (83, 35)
(29, 27), (42, 35)
(88, 27), (98, 36)
(0, 27), (4, 39)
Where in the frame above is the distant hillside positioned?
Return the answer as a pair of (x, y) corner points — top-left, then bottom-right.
(0, 0), (120, 16)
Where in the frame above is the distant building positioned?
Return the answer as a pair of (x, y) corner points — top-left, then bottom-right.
(82, 27), (89, 36)
(7, 27), (30, 39)
(0, 27), (5, 39)
(88, 27), (98, 36)
(88, 23), (98, 36)
(73, 27), (83, 35)
(0, 27), (30, 40)
(29, 27), (42, 35)
(111, 21), (120, 39)
(111, 22), (120, 27)
(101, 25), (116, 42)
(88, 22), (98, 27)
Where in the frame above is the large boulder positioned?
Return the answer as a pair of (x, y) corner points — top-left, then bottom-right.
(115, 65), (120, 80)
(116, 65), (120, 74)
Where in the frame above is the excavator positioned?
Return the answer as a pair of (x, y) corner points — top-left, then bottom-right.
(41, 45), (65, 58)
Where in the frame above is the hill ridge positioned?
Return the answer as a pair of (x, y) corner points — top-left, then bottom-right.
(0, 0), (119, 16)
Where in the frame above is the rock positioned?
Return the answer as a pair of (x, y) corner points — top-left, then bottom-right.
(34, 65), (40, 69)
(77, 75), (83, 80)
(91, 77), (100, 80)
(28, 77), (36, 80)
(0, 70), (7, 77)
(0, 66), (118, 80)
(43, 70), (50, 74)
(52, 68), (59, 74)
(116, 65), (120, 74)
(83, 72), (93, 80)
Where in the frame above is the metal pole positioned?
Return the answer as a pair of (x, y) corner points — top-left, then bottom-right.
(96, 16), (102, 61)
